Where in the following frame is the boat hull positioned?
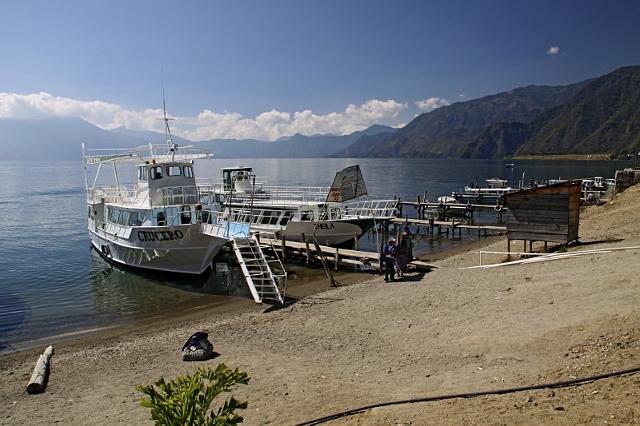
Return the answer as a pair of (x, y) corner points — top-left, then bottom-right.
(88, 224), (227, 275)
(281, 218), (375, 246)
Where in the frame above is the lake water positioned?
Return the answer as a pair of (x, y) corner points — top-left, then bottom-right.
(0, 158), (630, 352)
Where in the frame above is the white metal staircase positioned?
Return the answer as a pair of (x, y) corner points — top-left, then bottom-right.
(232, 234), (285, 304)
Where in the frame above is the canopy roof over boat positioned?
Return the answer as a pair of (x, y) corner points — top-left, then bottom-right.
(83, 143), (212, 165)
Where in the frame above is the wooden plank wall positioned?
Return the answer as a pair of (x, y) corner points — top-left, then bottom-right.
(505, 181), (580, 244)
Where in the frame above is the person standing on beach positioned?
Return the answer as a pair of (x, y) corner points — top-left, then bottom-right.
(383, 238), (396, 282)
(395, 237), (410, 278)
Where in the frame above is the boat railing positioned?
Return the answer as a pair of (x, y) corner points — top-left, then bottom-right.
(87, 185), (149, 206)
(337, 199), (399, 219)
(200, 209), (251, 239)
(84, 144), (212, 165)
(157, 185), (200, 206)
(226, 185), (330, 204)
(196, 176), (270, 195)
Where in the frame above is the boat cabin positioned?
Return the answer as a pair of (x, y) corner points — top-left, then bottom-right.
(486, 178), (509, 189)
(98, 160), (202, 229)
(222, 167), (255, 192)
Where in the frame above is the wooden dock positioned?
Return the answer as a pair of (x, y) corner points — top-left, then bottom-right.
(259, 237), (436, 272)
(389, 217), (506, 237)
(397, 198), (508, 223)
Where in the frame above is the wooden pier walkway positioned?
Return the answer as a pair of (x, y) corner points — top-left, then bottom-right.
(389, 217), (506, 237)
(396, 198), (507, 223)
(259, 237), (436, 272)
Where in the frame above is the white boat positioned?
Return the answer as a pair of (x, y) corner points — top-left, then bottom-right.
(200, 166), (398, 247)
(82, 112), (231, 275)
(437, 195), (457, 204)
(452, 178), (516, 204)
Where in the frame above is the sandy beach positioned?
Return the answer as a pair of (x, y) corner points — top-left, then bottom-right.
(1, 186), (639, 425)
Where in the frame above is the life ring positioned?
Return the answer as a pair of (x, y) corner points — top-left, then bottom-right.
(494, 205), (503, 213)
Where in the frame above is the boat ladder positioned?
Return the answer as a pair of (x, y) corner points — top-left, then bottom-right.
(232, 234), (285, 304)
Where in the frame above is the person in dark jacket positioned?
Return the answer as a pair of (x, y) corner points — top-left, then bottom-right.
(395, 237), (410, 278)
(382, 238), (396, 282)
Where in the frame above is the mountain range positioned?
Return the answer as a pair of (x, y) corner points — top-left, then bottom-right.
(334, 65), (640, 158)
(0, 117), (393, 161)
(1, 65), (638, 160)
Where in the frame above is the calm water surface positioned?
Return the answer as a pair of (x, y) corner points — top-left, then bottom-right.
(0, 158), (630, 351)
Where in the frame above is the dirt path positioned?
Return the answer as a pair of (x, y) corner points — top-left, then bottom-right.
(1, 186), (639, 425)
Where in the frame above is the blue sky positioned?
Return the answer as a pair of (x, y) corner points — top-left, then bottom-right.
(1, 0), (639, 140)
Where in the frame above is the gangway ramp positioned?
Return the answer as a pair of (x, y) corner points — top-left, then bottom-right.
(232, 235), (284, 305)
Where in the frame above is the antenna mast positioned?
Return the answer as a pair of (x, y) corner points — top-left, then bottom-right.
(161, 85), (177, 162)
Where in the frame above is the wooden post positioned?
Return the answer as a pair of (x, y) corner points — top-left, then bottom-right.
(27, 346), (53, 394)
(334, 248), (339, 271)
(312, 239), (338, 287)
(281, 234), (286, 262)
(302, 233), (310, 266)
(507, 239), (511, 261)
(523, 240), (527, 253)
(528, 240), (533, 252)
(353, 234), (359, 250)
(544, 241), (548, 252)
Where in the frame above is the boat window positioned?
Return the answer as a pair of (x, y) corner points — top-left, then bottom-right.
(280, 211), (292, 226)
(167, 166), (182, 177)
(115, 210), (129, 226)
(301, 210), (314, 221)
(107, 207), (115, 223)
(156, 211), (166, 226)
(183, 165), (193, 178)
(138, 166), (148, 181)
(150, 166), (163, 180)
(128, 211), (143, 226)
(180, 206), (192, 224)
(261, 210), (272, 225)
(269, 211), (280, 225)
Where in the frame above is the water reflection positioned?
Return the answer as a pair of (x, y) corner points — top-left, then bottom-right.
(87, 249), (251, 322)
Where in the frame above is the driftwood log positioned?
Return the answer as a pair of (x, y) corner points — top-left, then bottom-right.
(26, 345), (54, 394)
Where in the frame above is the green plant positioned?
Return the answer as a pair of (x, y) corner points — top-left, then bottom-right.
(137, 364), (250, 425)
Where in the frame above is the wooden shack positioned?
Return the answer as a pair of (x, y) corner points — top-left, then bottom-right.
(504, 180), (581, 252)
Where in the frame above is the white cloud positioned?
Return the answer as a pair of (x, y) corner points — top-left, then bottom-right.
(547, 45), (560, 55)
(414, 97), (450, 111)
(0, 92), (407, 141)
